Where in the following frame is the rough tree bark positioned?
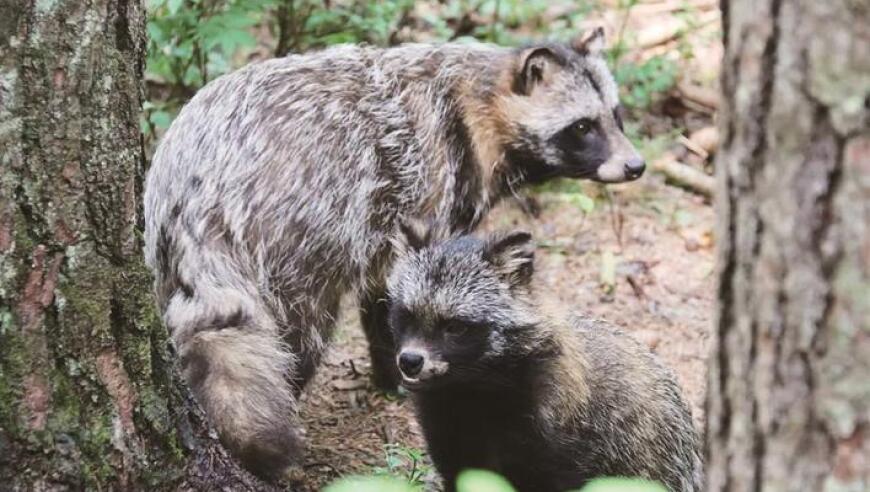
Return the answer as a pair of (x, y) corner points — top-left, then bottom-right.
(0, 1), (270, 489)
(707, 1), (868, 491)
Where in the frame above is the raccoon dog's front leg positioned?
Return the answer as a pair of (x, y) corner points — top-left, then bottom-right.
(359, 288), (400, 391)
(166, 285), (302, 479)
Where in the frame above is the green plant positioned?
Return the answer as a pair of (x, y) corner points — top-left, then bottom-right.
(294, 0), (414, 48)
(532, 179), (598, 215)
(144, 0), (273, 132)
(370, 443), (433, 487)
(457, 469), (517, 492)
(325, 468), (667, 492)
(430, 0), (585, 46)
(578, 477), (668, 492)
(144, 0), (418, 134)
(612, 55), (678, 109)
(606, 0), (678, 110)
(324, 475), (420, 492)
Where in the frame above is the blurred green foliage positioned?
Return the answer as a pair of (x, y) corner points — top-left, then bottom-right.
(613, 56), (678, 109)
(456, 469), (517, 492)
(144, 1), (678, 131)
(144, 0), (273, 132)
(143, 0), (418, 131)
(323, 474), (420, 492)
(325, 469), (668, 492)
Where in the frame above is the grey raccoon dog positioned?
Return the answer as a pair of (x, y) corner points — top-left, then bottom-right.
(387, 228), (703, 492)
(143, 28), (645, 478)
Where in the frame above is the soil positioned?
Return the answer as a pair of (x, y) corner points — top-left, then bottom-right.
(295, 175), (715, 491)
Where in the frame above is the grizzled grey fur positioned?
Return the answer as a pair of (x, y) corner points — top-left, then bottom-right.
(387, 230), (703, 492)
(143, 28), (643, 477)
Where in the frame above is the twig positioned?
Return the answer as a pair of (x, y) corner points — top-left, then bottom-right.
(626, 274), (646, 299)
(635, 10), (719, 49)
(603, 188), (625, 252)
(677, 81), (719, 109)
(651, 153), (715, 197)
(688, 126), (719, 154)
(491, 0), (501, 41)
(275, 0), (295, 56)
(613, 0), (638, 61)
(631, 0), (717, 16)
(678, 135), (709, 159)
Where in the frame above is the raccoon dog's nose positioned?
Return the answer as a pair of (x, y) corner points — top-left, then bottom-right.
(398, 351), (425, 377)
(624, 158), (646, 179)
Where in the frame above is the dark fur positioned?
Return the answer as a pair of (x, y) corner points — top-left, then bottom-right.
(387, 231), (703, 492)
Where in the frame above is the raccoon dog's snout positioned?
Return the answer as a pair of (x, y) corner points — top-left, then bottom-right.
(624, 157), (646, 180)
(396, 346), (448, 386)
(398, 350), (425, 377)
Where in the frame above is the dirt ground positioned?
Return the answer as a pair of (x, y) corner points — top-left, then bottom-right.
(296, 175), (715, 491)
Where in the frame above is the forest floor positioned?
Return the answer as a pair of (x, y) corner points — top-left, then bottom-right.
(295, 175), (715, 491)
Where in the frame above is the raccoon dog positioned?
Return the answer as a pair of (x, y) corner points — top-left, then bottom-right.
(387, 229), (703, 492)
(144, 28), (644, 477)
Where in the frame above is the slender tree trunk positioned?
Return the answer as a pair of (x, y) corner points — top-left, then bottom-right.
(707, 1), (869, 491)
(0, 1), (269, 488)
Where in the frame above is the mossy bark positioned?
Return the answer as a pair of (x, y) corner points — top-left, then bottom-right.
(708, 1), (869, 491)
(0, 1), (270, 489)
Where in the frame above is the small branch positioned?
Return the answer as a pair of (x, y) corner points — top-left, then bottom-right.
(635, 10), (719, 49)
(651, 153), (715, 197)
(603, 188), (625, 251)
(677, 80), (720, 110)
(275, 0), (293, 56)
(630, 0), (718, 16)
(678, 135), (709, 159)
(491, 0), (500, 41)
(688, 126), (719, 154)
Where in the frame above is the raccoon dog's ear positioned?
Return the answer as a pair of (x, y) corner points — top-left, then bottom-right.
(572, 26), (606, 57)
(484, 231), (535, 287)
(514, 47), (561, 95)
(393, 217), (435, 257)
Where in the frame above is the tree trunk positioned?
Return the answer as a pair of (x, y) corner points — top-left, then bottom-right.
(707, 1), (869, 491)
(0, 1), (269, 489)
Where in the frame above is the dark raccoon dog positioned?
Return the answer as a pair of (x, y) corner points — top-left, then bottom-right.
(387, 229), (703, 492)
(144, 27), (645, 477)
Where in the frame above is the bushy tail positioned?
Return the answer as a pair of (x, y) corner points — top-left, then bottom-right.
(178, 327), (301, 478)
(164, 278), (302, 479)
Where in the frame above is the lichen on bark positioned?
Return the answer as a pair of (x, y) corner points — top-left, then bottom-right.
(0, 0), (269, 489)
(708, 1), (869, 491)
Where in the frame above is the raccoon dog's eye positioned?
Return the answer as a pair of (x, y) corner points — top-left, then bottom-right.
(444, 322), (468, 337)
(573, 119), (594, 137)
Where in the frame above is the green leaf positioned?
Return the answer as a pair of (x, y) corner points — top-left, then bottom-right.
(149, 110), (173, 129)
(139, 115), (152, 135)
(146, 21), (166, 44)
(167, 0), (183, 15)
(456, 469), (517, 492)
(182, 64), (201, 86)
(577, 477), (668, 492)
(172, 39), (194, 58)
(570, 193), (595, 213)
(324, 475), (418, 492)
(219, 29), (257, 53)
